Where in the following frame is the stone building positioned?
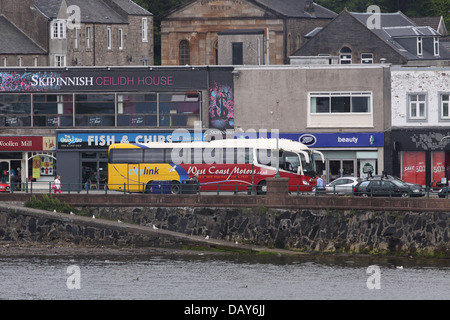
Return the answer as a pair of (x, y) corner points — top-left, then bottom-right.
(292, 9), (450, 66)
(0, 0), (153, 67)
(160, 0), (336, 66)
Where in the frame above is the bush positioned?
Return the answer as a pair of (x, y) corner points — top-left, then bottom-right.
(25, 194), (76, 214)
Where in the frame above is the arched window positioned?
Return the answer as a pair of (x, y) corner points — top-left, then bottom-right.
(179, 40), (190, 65)
(339, 47), (352, 64)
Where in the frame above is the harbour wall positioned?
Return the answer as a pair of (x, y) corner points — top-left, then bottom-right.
(0, 179), (448, 257)
(0, 202), (448, 257)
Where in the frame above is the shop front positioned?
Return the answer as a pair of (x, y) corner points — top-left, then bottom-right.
(0, 136), (57, 189)
(56, 130), (207, 190)
(280, 132), (384, 183)
(386, 129), (450, 188)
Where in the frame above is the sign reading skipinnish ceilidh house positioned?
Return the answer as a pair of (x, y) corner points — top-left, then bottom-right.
(0, 68), (208, 92)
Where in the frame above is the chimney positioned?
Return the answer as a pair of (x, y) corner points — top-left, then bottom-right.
(304, 0), (315, 14)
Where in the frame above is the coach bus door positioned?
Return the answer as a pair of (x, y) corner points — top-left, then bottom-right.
(127, 163), (142, 192)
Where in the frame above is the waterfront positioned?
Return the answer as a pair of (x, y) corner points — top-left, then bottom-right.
(0, 247), (448, 300)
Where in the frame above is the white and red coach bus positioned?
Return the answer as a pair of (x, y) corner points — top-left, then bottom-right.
(108, 138), (324, 194)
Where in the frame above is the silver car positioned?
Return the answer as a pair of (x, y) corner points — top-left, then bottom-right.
(325, 177), (361, 194)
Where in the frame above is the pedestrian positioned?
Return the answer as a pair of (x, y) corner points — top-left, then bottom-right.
(316, 175), (326, 195)
(53, 175), (62, 194)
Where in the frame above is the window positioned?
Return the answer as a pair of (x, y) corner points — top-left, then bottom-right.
(142, 18), (148, 42)
(440, 94), (450, 120)
(17, 57), (22, 67)
(75, 94), (115, 126)
(107, 27), (112, 50)
(417, 37), (423, 56)
(179, 40), (190, 65)
(434, 37), (440, 56)
(118, 28), (123, 50)
(0, 94), (31, 127)
(51, 20), (66, 39)
(361, 53), (373, 64)
(55, 55), (66, 67)
(310, 92), (371, 114)
(1, 57), (6, 67)
(86, 27), (91, 49)
(408, 94), (426, 120)
(74, 28), (79, 49)
(339, 47), (352, 64)
(34, 57), (38, 67)
(33, 94), (74, 127)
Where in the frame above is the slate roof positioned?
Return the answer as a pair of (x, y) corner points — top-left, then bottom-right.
(352, 12), (450, 61)
(296, 10), (450, 62)
(253, 0), (336, 19)
(33, 0), (128, 24)
(0, 15), (46, 54)
(105, 0), (153, 16)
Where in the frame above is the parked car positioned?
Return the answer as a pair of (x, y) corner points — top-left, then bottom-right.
(353, 179), (424, 197)
(0, 182), (10, 192)
(438, 187), (450, 198)
(369, 174), (425, 192)
(325, 177), (361, 194)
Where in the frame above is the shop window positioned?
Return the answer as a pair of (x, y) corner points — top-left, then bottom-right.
(408, 93), (427, 121)
(33, 94), (74, 127)
(159, 93), (200, 127)
(401, 151), (425, 186)
(0, 94), (31, 127)
(75, 94), (115, 127)
(117, 94), (157, 127)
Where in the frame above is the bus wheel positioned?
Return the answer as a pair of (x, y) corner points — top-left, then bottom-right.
(145, 182), (153, 194)
(171, 181), (181, 194)
(257, 181), (267, 195)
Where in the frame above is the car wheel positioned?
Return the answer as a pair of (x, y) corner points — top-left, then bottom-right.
(401, 192), (409, 198)
(360, 193), (369, 197)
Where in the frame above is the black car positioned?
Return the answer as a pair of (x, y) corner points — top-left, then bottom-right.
(438, 187), (450, 198)
(353, 179), (424, 197)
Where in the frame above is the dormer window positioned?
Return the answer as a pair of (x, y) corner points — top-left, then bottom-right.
(434, 37), (440, 56)
(51, 20), (66, 39)
(417, 37), (423, 56)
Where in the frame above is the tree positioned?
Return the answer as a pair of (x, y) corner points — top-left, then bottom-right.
(135, 0), (185, 65)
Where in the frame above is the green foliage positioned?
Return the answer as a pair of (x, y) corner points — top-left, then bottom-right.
(25, 195), (76, 214)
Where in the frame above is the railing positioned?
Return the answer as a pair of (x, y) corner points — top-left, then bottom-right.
(4, 181), (450, 198)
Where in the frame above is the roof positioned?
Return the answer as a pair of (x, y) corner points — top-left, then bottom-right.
(162, 0), (336, 20)
(411, 17), (447, 35)
(33, 0), (129, 24)
(252, 0), (336, 19)
(295, 10), (450, 62)
(0, 15), (46, 54)
(106, 0), (152, 16)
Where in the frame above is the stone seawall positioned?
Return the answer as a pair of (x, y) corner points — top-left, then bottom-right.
(1, 203), (448, 257)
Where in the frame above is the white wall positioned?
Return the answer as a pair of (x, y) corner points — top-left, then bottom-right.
(391, 66), (450, 127)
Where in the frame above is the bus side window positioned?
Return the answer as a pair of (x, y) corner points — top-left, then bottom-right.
(143, 149), (164, 163)
(256, 149), (276, 166)
(110, 149), (143, 164)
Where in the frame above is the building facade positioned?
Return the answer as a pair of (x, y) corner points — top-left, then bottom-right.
(160, 0), (336, 66)
(0, 0), (154, 67)
(0, 66), (234, 188)
(385, 66), (450, 188)
(232, 65), (391, 182)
